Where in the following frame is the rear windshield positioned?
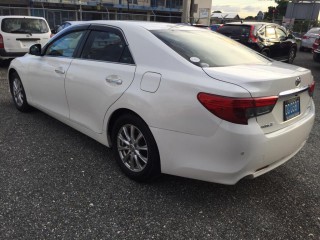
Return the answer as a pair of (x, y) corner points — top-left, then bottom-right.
(217, 25), (251, 37)
(1, 18), (49, 34)
(308, 28), (320, 34)
(151, 29), (270, 67)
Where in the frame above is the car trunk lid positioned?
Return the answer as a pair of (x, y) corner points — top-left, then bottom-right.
(202, 62), (314, 133)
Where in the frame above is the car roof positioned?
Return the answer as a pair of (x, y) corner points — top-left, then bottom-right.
(224, 22), (275, 26)
(73, 20), (206, 31)
(0, 15), (46, 20)
(65, 21), (84, 25)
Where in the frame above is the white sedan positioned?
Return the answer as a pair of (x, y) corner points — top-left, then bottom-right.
(8, 21), (315, 184)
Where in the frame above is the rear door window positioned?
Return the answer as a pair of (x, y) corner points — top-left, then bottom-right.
(81, 30), (134, 64)
(266, 26), (276, 39)
(1, 18), (49, 34)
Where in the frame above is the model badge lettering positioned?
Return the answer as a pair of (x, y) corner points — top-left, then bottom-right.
(261, 122), (274, 128)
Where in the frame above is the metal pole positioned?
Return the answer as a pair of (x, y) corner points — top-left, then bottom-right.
(79, 0), (82, 21)
(182, 0), (189, 23)
(189, 0), (194, 24)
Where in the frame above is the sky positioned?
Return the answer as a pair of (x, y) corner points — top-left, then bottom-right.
(212, 0), (277, 18)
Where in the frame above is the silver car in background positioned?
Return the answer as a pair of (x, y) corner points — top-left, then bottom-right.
(300, 27), (320, 51)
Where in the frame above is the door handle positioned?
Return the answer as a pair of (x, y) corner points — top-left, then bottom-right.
(55, 68), (65, 74)
(106, 76), (123, 85)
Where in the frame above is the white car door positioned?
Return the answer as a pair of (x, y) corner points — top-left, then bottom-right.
(27, 29), (87, 118)
(65, 26), (136, 133)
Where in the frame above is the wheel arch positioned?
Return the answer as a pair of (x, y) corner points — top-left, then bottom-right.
(260, 48), (270, 56)
(8, 68), (19, 93)
(107, 108), (149, 147)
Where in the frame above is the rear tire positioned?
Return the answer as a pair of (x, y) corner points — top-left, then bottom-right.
(9, 72), (32, 112)
(111, 113), (161, 182)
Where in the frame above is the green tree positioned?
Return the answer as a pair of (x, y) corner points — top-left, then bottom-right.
(275, 0), (289, 18)
(264, 6), (276, 21)
(245, 16), (256, 20)
(264, 0), (288, 21)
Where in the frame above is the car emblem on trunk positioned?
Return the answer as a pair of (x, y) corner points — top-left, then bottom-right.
(295, 77), (301, 87)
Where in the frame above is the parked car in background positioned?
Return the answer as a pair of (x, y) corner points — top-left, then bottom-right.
(210, 24), (222, 31)
(313, 46), (320, 62)
(52, 21), (82, 35)
(292, 31), (303, 41)
(312, 37), (320, 62)
(8, 21), (315, 185)
(217, 22), (297, 63)
(0, 16), (50, 60)
(312, 37), (320, 52)
(300, 27), (320, 51)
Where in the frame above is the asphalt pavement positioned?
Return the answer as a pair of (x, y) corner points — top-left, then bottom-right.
(0, 51), (319, 239)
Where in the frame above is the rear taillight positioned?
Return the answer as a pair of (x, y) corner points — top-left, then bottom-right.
(0, 34), (4, 49)
(248, 25), (258, 43)
(197, 93), (278, 125)
(313, 38), (320, 51)
(309, 81), (315, 97)
(302, 35), (309, 39)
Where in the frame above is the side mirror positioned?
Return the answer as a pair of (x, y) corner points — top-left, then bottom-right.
(51, 29), (57, 34)
(29, 44), (42, 56)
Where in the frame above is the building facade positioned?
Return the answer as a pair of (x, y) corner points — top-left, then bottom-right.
(0, 0), (213, 27)
(0, 0), (187, 27)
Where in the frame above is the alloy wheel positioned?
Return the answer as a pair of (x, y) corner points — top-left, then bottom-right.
(12, 77), (24, 107)
(117, 124), (148, 172)
(288, 49), (295, 63)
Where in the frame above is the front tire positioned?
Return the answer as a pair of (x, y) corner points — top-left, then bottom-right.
(261, 50), (269, 57)
(287, 48), (296, 64)
(112, 113), (161, 182)
(9, 72), (31, 112)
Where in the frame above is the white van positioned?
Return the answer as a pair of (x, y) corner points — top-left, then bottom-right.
(0, 16), (51, 60)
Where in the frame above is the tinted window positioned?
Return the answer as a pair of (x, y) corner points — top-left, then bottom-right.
(1, 18), (49, 34)
(308, 28), (320, 34)
(258, 27), (265, 38)
(81, 30), (133, 63)
(45, 31), (85, 57)
(217, 25), (251, 37)
(152, 30), (270, 67)
(266, 27), (276, 38)
(276, 28), (286, 38)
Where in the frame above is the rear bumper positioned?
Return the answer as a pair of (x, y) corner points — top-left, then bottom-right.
(0, 49), (26, 60)
(301, 40), (314, 49)
(151, 101), (315, 185)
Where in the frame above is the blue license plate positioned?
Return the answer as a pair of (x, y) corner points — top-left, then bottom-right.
(284, 97), (300, 121)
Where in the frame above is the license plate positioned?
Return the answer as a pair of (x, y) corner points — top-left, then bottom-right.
(284, 97), (300, 121)
(22, 41), (36, 48)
